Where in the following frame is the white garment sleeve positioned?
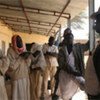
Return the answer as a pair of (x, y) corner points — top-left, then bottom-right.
(7, 47), (19, 69)
(0, 57), (10, 75)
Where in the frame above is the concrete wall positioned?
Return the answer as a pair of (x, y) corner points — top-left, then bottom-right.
(0, 21), (13, 54)
(14, 32), (49, 44)
(0, 20), (49, 54)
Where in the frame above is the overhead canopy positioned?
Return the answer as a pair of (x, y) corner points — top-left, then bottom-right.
(0, 0), (88, 36)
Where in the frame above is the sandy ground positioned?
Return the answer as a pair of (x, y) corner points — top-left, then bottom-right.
(6, 81), (88, 100)
(44, 91), (88, 100)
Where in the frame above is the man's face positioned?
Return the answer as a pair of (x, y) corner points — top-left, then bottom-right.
(64, 34), (74, 45)
(16, 36), (23, 48)
(94, 14), (100, 34)
(49, 38), (54, 46)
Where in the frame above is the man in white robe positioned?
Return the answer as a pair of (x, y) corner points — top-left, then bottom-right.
(7, 35), (31, 100)
(29, 42), (46, 100)
(0, 49), (10, 100)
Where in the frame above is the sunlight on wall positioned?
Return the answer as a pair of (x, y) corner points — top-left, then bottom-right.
(0, 20), (13, 54)
(13, 32), (49, 44)
(0, 20), (49, 54)
(95, 0), (100, 11)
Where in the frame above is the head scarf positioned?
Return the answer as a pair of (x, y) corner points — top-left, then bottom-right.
(11, 35), (25, 54)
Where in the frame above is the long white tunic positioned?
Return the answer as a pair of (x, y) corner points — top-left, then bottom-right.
(0, 50), (10, 100)
(7, 47), (31, 100)
(42, 43), (58, 67)
(30, 43), (46, 100)
(59, 48), (78, 100)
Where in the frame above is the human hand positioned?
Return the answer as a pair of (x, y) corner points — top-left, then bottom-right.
(32, 50), (41, 57)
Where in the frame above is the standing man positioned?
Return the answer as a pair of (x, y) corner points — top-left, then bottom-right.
(42, 36), (58, 96)
(0, 49), (9, 100)
(85, 7), (100, 100)
(29, 42), (46, 100)
(58, 28), (89, 100)
(7, 35), (31, 100)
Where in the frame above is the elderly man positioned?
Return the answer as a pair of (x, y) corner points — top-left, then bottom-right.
(7, 35), (31, 100)
(58, 28), (89, 100)
(85, 7), (100, 100)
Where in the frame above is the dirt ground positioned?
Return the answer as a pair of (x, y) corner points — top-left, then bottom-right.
(6, 81), (88, 100)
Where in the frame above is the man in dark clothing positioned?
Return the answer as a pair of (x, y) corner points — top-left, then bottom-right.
(57, 28), (89, 100)
(85, 7), (100, 100)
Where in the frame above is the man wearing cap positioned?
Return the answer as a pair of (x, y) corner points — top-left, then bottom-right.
(85, 7), (100, 100)
(58, 28), (89, 100)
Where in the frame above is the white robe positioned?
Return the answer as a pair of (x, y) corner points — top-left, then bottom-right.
(0, 50), (10, 100)
(42, 44), (58, 94)
(7, 47), (31, 100)
(30, 43), (46, 100)
(59, 70), (78, 100)
(12, 78), (30, 100)
(59, 51), (78, 100)
(0, 76), (8, 100)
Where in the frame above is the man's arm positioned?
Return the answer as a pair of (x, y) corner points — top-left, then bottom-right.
(66, 64), (82, 76)
(58, 48), (81, 76)
(58, 48), (66, 70)
(46, 52), (58, 57)
(81, 40), (89, 52)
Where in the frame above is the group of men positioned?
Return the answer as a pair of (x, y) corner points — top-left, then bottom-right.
(56, 7), (100, 100)
(0, 33), (58, 100)
(0, 7), (100, 100)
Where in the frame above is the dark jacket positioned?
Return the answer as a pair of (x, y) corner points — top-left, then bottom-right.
(58, 41), (89, 76)
(93, 44), (100, 81)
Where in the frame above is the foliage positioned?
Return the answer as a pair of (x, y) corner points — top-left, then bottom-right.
(71, 10), (88, 30)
